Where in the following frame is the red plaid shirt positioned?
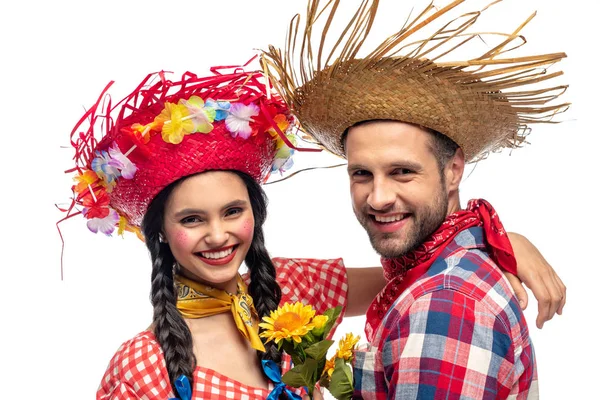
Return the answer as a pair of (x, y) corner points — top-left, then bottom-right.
(97, 257), (348, 399)
(353, 228), (538, 399)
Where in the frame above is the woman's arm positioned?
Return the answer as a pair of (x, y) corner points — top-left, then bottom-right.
(344, 232), (567, 328)
(345, 266), (387, 317)
(506, 232), (567, 329)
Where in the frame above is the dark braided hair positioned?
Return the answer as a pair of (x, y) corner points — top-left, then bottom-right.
(231, 171), (283, 365)
(142, 181), (196, 394)
(141, 170), (282, 395)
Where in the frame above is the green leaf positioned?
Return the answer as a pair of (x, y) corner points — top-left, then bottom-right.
(305, 339), (335, 361)
(281, 358), (319, 391)
(281, 367), (307, 388)
(321, 306), (343, 338)
(304, 331), (316, 345)
(327, 358), (354, 400)
(301, 357), (319, 387)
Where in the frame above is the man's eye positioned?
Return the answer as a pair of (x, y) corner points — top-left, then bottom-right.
(393, 168), (413, 175)
(353, 170), (371, 177)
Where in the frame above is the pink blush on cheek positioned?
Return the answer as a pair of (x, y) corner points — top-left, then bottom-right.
(238, 219), (254, 241)
(172, 230), (190, 248)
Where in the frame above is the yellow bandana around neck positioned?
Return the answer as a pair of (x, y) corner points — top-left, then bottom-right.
(174, 274), (266, 352)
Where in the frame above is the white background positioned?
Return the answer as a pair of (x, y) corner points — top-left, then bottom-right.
(1, 0), (598, 398)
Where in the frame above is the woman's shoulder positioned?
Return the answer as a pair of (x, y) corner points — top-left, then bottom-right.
(271, 257), (349, 316)
(111, 330), (162, 361)
(271, 257), (347, 291)
(97, 330), (172, 399)
(271, 256), (346, 275)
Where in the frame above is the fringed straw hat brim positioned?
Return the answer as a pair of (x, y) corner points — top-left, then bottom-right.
(263, 0), (569, 162)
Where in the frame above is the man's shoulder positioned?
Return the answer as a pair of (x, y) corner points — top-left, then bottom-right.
(421, 241), (514, 306)
(387, 248), (527, 344)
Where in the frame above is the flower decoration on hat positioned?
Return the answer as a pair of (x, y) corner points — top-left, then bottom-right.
(60, 62), (306, 240)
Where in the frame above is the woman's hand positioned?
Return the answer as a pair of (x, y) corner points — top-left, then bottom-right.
(506, 232), (567, 328)
(303, 391), (325, 400)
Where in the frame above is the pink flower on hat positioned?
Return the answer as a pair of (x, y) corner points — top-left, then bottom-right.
(226, 102), (260, 139)
(86, 208), (120, 235)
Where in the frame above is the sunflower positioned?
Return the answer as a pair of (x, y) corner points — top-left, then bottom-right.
(322, 356), (336, 378)
(311, 315), (329, 330)
(259, 302), (316, 344)
(335, 333), (360, 361)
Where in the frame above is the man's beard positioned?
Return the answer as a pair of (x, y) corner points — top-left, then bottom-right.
(357, 186), (449, 258)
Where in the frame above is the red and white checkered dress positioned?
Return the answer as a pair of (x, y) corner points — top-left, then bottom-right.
(97, 257), (348, 400)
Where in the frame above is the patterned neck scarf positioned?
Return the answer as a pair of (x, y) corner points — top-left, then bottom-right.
(175, 274), (266, 352)
(365, 198), (517, 341)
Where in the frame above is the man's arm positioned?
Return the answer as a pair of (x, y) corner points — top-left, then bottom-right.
(382, 289), (533, 399)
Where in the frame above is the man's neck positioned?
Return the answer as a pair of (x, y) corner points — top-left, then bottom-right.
(447, 194), (461, 215)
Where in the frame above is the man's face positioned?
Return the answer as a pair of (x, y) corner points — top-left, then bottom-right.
(346, 121), (450, 258)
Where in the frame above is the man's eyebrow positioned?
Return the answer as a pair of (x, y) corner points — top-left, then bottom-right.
(347, 163), (370, 172)
(389, 161), (423, 171)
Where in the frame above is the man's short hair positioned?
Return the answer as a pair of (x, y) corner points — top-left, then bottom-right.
(342, 120), (459, 172)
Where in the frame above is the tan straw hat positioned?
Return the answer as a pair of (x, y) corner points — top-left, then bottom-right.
(263, 0), (569, 162)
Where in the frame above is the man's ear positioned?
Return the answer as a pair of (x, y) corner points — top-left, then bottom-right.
(445, 147), (465, 192)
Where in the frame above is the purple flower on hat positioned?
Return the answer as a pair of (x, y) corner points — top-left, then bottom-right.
(225, 102), (259, 139)
(108, 144), (137, 179)
(205, 99), (231, 121)
(86, 208), (120, 235)
(92, 149), (122, 184)
(271, 155), (294, 174)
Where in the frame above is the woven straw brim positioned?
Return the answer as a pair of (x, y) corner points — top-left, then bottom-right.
(295, 57), (518, 161)
(262, 0), (569, 163)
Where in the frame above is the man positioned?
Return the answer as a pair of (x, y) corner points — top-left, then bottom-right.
(346, 121), (537, 398)
(266, 0), (568, 397)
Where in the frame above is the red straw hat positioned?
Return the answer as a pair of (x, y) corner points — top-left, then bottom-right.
(60, 61), (299, 239)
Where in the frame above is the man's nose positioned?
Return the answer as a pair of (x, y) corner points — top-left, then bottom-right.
(367, 177), (396, 211)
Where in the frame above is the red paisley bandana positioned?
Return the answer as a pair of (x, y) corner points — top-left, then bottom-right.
(365, 199), (517, 341)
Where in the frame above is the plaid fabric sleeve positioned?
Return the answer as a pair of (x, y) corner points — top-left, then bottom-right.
(272, 257), (348, 338)
(382, 289), (517, 400)
(97, 332), (173, 400)
(97, 381), (141, 400)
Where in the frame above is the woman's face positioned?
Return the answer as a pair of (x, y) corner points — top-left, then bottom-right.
(163, 171), (255, 293)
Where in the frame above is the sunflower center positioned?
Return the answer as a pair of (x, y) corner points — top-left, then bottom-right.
(273, 312), (303, 331)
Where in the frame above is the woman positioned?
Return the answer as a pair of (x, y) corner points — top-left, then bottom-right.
(61, 64), (563, 399)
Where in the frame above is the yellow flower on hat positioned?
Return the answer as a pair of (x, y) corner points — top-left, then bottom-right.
(180, 95), (216, 134)
(117, 215), (144, 240)
(259, 301), (316, 344)
(130, 122), (154, 144)
(335, 333), (360, 361)
(155, 102), (195, 144)
(73, 170), (99, 194)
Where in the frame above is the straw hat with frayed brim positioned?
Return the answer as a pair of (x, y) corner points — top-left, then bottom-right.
(262, 0), (569, 162)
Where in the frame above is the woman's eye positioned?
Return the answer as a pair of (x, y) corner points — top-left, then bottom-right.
(225, 207), (243, 217)
(181, 216), (202, 224)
